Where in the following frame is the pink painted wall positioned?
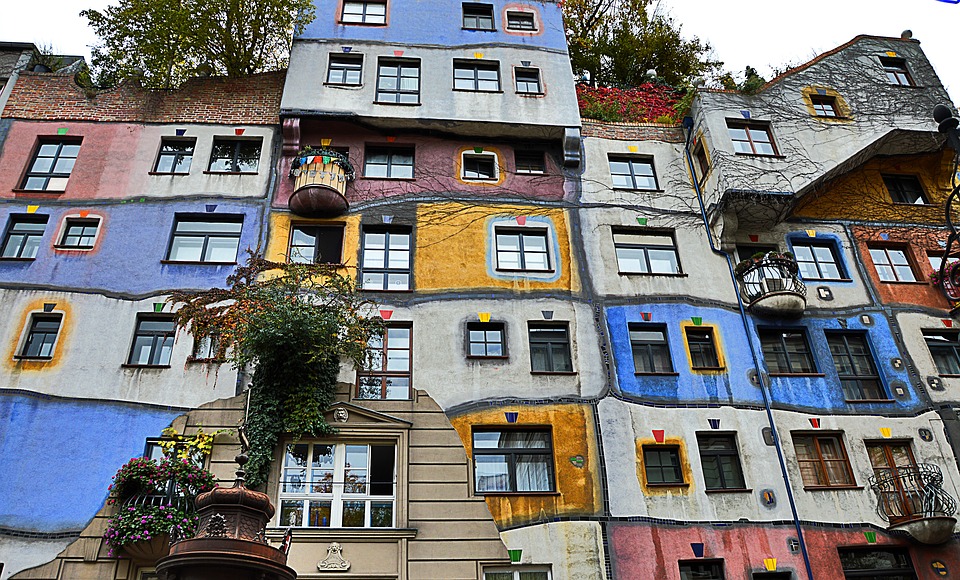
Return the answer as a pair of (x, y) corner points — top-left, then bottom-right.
(610, 522), (960, 579)
(275, 120), (568, 208)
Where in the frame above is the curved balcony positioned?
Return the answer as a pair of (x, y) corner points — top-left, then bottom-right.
(288, 151), (355, 218)
(869, 463), (958, 545)
(734, 256), (806, 318)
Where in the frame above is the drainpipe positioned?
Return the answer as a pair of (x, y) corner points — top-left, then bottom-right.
(681, 116), (815, 580)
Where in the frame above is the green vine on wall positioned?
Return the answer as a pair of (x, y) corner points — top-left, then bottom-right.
(169, 253), (383, 487)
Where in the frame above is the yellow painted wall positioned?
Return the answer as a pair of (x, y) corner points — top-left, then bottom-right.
(793, 150), (953, 224)
(449, 403), (602, 529)
(415, 203), (579, 292)
(264, 212), (362, 270)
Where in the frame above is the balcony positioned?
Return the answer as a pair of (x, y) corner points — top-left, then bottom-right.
(288, 149), (355, 218)
(734, 254), (806, 318)
(869, 463), (958, 545)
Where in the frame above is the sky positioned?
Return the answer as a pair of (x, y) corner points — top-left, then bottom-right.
(0, 0), (957, 104)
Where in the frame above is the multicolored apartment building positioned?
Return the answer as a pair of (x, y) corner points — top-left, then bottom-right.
(1, 3), (959, 579)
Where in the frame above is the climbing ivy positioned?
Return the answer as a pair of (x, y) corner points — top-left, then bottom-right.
(169, 254), (383, 487)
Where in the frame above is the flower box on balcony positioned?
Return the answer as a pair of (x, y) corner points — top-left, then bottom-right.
(289, 148), (355, 218)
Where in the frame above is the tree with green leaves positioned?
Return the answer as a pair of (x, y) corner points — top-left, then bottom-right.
(168, 254), (383, 487)
(81, 0), (315, 88)
(564, 0), (721, 88)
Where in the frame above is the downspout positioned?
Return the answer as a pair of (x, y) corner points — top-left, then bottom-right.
(681, 116), (815, 580)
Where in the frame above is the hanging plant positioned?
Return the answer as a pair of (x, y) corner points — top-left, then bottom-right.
(931, 260), (960, 288)
(290, 145), (356, 180)
(168, 253), (383, 487)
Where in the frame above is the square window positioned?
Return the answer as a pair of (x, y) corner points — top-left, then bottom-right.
(278, 442), (396, 527)
(327, 54), (363, 85)
(679, 561), (725, 580)
(629, 323), (673, 374)
(364, 146), (414, 179)
(462, 153), (498, 180)
(360, 227), (411, 290)
(154, 138), (195, 174)
(643, 446), (684, 484)
(879, 57), (914, 86)
(810, 95), (840, 117)
(515, 151), (545, 174)
(21, 139), (81, 191)
(882, 174), (928, 204)
(792, 241), (844, 280)
(825, 332), (885, 400)
(608, 155), (658, 190)
(793, 433), (855, 487)
(454, 60), (501, 92)
(166, 216), (243, 263)
(869, 246), (916, 282)
(528, 323), (572, 373)
(467, 321), (506, 358)
(19, 313), (62, 359)
(208, 138), (261, 173)
(1, 214), (48, 259)
(128, 315), (176, 366)
(759, 328), (816, 374)
(515, 68), (542, 94)
(613, 229), (680, 274)
(289, 225), (344, 264)
(496, 228), (551, 272)
(726, 120), (777, 156)
(472, 429), (554, 493)
(357, 324), (412, 399)
(375, 59), (420, 104)
(924, 331), (960, 375)
(57, 217), (100, 249)
(506, 11), (537, 31)
(685, 327), (721, 370)
(696, 434), (746, 490)
(341, 0), (387, 24)
(462, 3), (494, 30)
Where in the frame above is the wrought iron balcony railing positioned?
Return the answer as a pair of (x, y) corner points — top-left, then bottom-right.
(869, 463), (957, 525)
(734, 256), (807, 318)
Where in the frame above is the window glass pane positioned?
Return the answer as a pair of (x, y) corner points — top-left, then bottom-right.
(341, 501), (366, 527)
(475, 455), (510, 491)
(169, 237), (204, 261)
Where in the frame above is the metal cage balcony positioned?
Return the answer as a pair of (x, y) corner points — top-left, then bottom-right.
(869, 463), (958, 544)
(734, 256), (807, 318)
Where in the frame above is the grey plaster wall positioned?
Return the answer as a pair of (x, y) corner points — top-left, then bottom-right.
(501, 521), (606, 580)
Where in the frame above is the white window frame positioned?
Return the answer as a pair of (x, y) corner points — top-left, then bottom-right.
(505, 10), (538, 31)
(166, 216), (243, 263)
(277, 441), (397, 528)
(461, 151), (500, 181)
(341, 0), (387, 24)
(54, 214), (103, 251)
(495, 227), (551, 272)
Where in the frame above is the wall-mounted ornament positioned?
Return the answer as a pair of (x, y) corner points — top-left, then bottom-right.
(919, 428), (934, 442)
(153, 303), (164, 313)
(321, 138), (332, 147)
(932, 560), (948, 577)
(341, 46), (352, 52)
(205, 204), (217, 213)
(885, 51), (898, 58)
(708, 418), (720, 429)
(805, 229), (817, 238)
(809, 418), (820, 428)
(861, 314), (873, 325)
(478, 312), (491, 323)
(943, 319), (954, 328)
(516, 215), (527, 226)
(394, 50), (405, 57)
(43, 303), (57, 313)
(27, 205), (39, 214)
(382, 215), (393, 224)
(690, 543), (705, 558)
(892, 381), (906, 398)
(691, 317), (703, 326)
(816, 88), (827, 96)
(761, 427), (775, 446)
(504, 411), (518, 423)
(880, 233), (890, 241)
(57, 127), (68, 135)
(837, 318), (848, 329)
(521, 60), (531, 67)
(509, 549), (522, 563)
(333, 407), (349, 423)
(79, 210), (90, 218)
(817, 287), (833, 301)
(473, 52), (484, 59)
(317, 542), (351, 571)
(379, 308), (393, 320)
(863, 530), (877, 544)
(787, 538), (801, 554)
(627, 145), (638, 153)
(748, 234), (759, 242)
(386, 136), (396, 142)
(763, 558), (777, 572)
(928, 376), (945, 391)
(740, 110), (751, 119)
(652, 429), (665, 443)
(473, 146), (484, 153)
(640, 312), (652, 321)
(569, 455), (585, 468)
(891, 357), (903, 369)
(636, 217), (648, 226)
(760, 488), (777, 508)
(175, 128), (186, 136)
(880, 427), (892, 438)
(940, 240), (948, 248)
(234, 128), (245, 136)
(541, 310), (553, 320)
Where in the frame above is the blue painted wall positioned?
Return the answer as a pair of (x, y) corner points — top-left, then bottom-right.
(0, 200), (264, 296)
(300, 0), (568, 50)
(607, 304), (921, 413)
(0, 391), (182, 532)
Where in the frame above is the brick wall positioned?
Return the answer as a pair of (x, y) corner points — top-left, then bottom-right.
(2, 71), (285, 125)
(581, 119), (685, 143)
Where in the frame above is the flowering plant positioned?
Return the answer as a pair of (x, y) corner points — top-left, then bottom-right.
(108, 457), (161, 503)
(158, 457), (217, 497)
(576, 83), (682, 123)
(102, 503), (199, 557)
(930, 260), (960, 288)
